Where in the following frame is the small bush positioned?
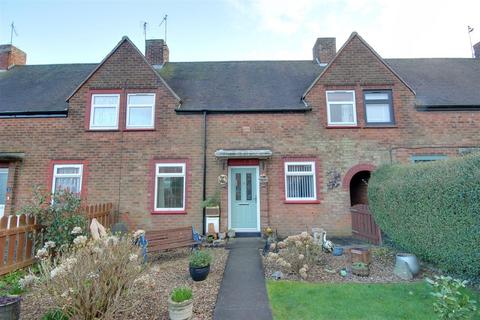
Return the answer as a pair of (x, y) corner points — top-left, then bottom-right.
(171, 287), (193, 303)
(29, 233), (145, 319)
(368, 154), (480, 279)
(189, 250), (212, 268)
(426, 276), (477, 319)
(0, 269), (27, 295)
(266, 232), (321, 279)
(19, 188), (88, 254)
(41, 309), (70, 320)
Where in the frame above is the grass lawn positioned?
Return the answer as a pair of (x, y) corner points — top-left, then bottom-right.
(267, 281), (480, 320)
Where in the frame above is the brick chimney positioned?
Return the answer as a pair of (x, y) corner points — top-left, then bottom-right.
(474, 42), (480, 59)
(0, 44), (26, 70)
(145, 39), (169, 66)
(312, 38), (336, 65)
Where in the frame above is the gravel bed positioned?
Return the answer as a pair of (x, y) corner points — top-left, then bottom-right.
(263, 246), (432, 283)
(20, 248), (228, 320)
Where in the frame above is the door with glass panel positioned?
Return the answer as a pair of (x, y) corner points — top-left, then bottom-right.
(229, 167), (259, 231)
(0, 168), (8, 217)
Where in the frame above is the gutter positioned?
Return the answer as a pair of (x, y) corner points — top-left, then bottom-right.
(0, 111), (68, 118)
(175, 107), (312, 114)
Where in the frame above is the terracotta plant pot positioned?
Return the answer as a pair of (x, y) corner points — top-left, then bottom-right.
(0, 296), (21, 320)
(168, 297), (193, 320)
(189, 265), (210, 281)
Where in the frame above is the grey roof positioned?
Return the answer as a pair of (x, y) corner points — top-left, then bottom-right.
(385, 58), (480, 108)
(1, 58), (480, 115)
(156, 61), (323, 111)
(0, 64), (96, 115)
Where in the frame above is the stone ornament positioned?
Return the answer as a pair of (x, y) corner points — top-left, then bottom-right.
(90, 218), (107, 240)
(217, 174), (227, 186)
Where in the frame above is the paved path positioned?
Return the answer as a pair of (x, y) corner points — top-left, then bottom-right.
(213, 238), (273, 320)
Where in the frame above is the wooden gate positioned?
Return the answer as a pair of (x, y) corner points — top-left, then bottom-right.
(351, 204), (382, 245)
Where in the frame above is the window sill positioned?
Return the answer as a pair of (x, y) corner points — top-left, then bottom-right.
(284, 200), (321, 204)
(124, 128), (156, 132)
(364, 124), (397, 128)
(87, 129), (120, 132)
(151, 210), (187, 215)
(326, 125), (360, 129)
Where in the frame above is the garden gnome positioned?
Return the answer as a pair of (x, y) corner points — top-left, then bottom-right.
(90, 218), (107, 240)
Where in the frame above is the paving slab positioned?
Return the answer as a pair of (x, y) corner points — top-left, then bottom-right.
(213, 238), (273, 320)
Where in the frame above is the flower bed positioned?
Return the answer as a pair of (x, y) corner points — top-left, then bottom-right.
(20, 248), (228, 319)
(263, 245), (431, 283)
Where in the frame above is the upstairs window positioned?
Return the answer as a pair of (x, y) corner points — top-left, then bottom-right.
(284, 161), (317, 201)
(154, 163), (186, 212)
(90, 94), (120, 130)
(126, 93), (155, 129)
(364, 90), (394, 125)
(52, 164), (83, 195)
(326, 91), (357, 126)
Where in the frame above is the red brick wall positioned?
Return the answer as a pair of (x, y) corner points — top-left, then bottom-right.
(1, 35), (480, 237)
(0, 45), (26, 70)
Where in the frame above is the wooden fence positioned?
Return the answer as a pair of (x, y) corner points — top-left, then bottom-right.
(0, 202), (113, 276)
(351, 204), (382, 245)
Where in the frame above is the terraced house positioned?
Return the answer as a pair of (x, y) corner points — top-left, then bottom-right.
(1, 32), (480, 240)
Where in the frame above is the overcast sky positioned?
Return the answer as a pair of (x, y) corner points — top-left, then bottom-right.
(1, 0), (479, 64)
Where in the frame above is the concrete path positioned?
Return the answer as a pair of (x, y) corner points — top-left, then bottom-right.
(213, 238), (273, 320)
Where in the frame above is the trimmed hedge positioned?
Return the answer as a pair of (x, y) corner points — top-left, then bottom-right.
(368, 154), (480, 279)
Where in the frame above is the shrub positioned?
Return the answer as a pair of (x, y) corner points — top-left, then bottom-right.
(189, 250), (212, 268)
(19, 188), (88, 254)
(368, 154), (480, 279)
(171, 287), (193, 303)
(29, 233), (145, 319)
(41, 309), (70, 320)
(426, 276), (477, 319)
(266, 232), (321, 279)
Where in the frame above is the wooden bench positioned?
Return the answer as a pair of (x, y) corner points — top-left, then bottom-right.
(145, 226), (201, 254)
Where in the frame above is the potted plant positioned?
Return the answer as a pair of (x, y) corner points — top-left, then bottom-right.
(189, 250), (212, 281)
(0, 296), (21, 320)
(351, 262), (370, 277)
(168, 287), (193, 320)
(201, 191), (220, 216)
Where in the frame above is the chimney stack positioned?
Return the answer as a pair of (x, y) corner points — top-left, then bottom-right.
(474, 42), (480, 59)
(312, 38), (336, 65)
(145, 39), (169, 66)
(0, 44), (26, 70)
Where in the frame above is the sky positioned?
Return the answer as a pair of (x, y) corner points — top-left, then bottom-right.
(0, 0), (479, 65)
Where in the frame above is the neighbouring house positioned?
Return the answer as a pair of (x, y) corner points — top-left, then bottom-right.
(1, 33), (480, 239)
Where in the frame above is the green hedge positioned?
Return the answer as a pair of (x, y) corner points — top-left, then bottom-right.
(368, 154), (480, 279)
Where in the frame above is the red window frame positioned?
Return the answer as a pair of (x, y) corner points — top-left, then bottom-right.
(282, 157), (321, 204)
(150, 158), (190, 215)
(47, 160), (89, 200)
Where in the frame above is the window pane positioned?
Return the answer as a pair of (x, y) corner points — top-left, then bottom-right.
(93, 95), (118, 106)
(366, 104), (391, 123)
(365, 92), (389, 100)
(287, 175), (314, 198)
(158, 166), (183, 174)
(330, 104), (354, 123)
(92, 106), (117, 126)
(235, 173), (241, 201)
(156, 176), (184, 209)
(246, 173), (252, 201)
(55, 177), (81, 194)
(327, 91), (354, 102)
(0, 171), (7, 204)
(128, 94), (154, 105)
(128, 106), (152, 126)
(287, 164), (312, 173)
(56, 167), (80, 174)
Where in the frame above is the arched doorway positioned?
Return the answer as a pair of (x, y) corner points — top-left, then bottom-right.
(343, 164), (382, 244)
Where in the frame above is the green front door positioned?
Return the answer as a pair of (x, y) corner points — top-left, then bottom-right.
(230, 167), (258, 231)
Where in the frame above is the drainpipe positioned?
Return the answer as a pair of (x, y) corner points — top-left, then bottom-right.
(202, 111), (208, 235)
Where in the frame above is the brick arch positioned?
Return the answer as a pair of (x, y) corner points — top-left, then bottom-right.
(342, 163), (376, 190)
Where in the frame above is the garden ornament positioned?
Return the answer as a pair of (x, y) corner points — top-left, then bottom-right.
(90, 218), (107, 240)
(321, 230), (334, 253)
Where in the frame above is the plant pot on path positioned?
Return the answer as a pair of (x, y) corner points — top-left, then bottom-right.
(0, 296), (21, 320)
(189, 265), (211, 282)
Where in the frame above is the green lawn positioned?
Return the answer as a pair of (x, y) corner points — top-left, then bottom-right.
(267, 281), (479, 320)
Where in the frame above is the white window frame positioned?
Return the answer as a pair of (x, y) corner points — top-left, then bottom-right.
(126, 93), (156, 129)
(89, 94), (120, 130)
(52, 164), (83, 195)
(326, 90), (357, 126)
(284, 161), (317, 201)
(154, 163), (186, 212)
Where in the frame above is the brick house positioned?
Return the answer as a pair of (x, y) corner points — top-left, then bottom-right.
(1, 33), (479, 238)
